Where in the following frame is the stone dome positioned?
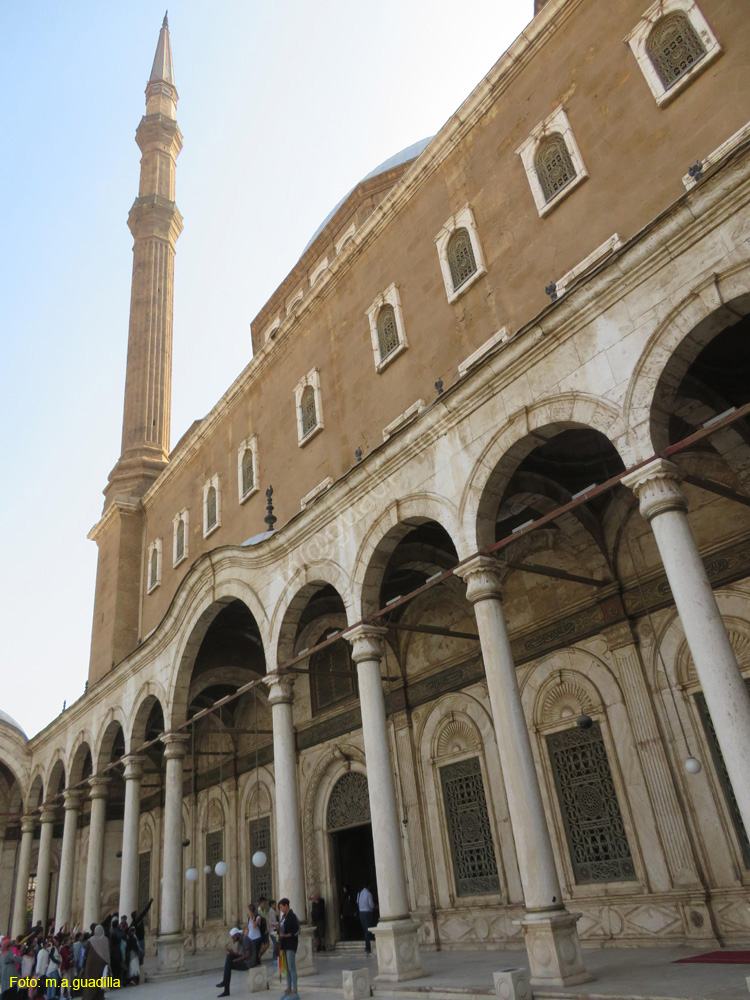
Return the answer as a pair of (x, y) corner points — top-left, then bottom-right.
(0, 708), (27, 740)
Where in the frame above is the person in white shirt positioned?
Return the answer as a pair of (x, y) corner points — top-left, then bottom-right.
(356, 885), (375, 955)
(245, 904), (262, 967)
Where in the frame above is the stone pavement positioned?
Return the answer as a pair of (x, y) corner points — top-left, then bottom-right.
(138, 947), (749, 1000)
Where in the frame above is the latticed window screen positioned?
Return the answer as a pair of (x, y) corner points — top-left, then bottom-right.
(149, 547), (158, 588)
(535, 134), (576, 202)
(439, 757), (500, 896)
(326, 771), (371, 831)
(26, 873), (37, 915)
(301, 386), (317, 436)
(241, 448), (255, 496)
(206, 486), (217, 530)
(447, 228), (478, 290)
(646, 12), (706, 89)
(546, 723), (636, 884)
(138, 851), (151, 921)
(376, 305), (400, 360)
(175, 518), (185, 562)
(695, 681), (750, 867)
(205, 830), (224, 920)
(311, 634), (357, 714)
(250, 816), (273, 902)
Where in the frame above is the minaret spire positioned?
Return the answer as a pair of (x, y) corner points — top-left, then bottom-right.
(105, 15), (183, 505)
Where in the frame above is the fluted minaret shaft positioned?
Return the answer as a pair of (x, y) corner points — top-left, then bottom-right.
(106, 14), (182, 503)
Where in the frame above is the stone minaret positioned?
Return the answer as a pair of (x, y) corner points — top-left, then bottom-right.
(105, 12), (183, 505)
(88, 15), (182, 683)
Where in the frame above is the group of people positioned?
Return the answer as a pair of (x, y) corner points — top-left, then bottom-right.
(0, 899), (153, 1000)
(217, 896), (299, 999)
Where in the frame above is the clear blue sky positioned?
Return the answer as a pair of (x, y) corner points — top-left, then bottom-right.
(0, 0), (533, 738)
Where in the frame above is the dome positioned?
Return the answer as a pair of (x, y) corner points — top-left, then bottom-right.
(0, 709), (27, 740)
(302, 136), (434, 255)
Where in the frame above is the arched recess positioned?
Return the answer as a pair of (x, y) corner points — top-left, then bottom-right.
(26, 773), (44, 815)
(271, 561), (356, 665)
(0, 760), (24, 834)
(68, 736), (94, 787)
(129, 683), (168, 748)
(623, 261), (750, 458)
(417, 691), (522, 918)
(239, 766), (275, 910)
(94, 716), (127, 820)
(45, 758), (67, 806)
(520, 648), (663, 898)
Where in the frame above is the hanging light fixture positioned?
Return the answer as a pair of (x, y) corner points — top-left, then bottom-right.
(203, 865), (212, 874)
(576, 713), (593, 729)
(215, 860), (228, 877)
(252, 687), (267, 869)
(684, 756), (702, 774)
(185, 867), (198, 882)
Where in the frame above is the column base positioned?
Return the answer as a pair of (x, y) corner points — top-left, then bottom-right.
(372, 919), (424, 983)
(154, 933), (186, 976)
(519, 910), (593, 988)
(295, 926), (318, 978)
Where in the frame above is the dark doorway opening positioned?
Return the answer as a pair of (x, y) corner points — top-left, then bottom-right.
(330, 823), (376, 942)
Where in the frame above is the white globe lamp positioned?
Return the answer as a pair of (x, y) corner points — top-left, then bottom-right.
(185, 867), (198, 882)
(252, 851), (267, 868)
(215, 860), (228, 877)
(685, 756), (702, 774)
(204, 865), (212, 874)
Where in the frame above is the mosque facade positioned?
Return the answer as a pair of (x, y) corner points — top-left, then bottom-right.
(1, 0), (749, 987)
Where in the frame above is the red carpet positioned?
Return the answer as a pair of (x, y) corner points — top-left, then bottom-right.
(674, 951), (750, 964)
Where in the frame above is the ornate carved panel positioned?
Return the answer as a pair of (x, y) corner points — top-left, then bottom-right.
(326, 771), (371, 831)
(205, 829), (224, 920)
(439, 756), (500, 896)
(546, 723), (636, 884)
(250, 816), (273, 902)
(137, 851), (151, 922)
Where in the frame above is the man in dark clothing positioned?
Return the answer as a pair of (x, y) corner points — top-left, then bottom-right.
(131, 898), (153, 962)
(278, 898), (300, 998)
(216, 928), (253, 997)
(309, 892), (325, 952)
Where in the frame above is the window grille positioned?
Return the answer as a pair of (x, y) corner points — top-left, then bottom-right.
(175, 518), (185, 562)
(310, 634), (357, 714)
(535, 134), (576, 202)
(206, 486), (217, 531)
(205, 830), (223, 920)
(301, 386), (317, 437)
(439, 756), (500, 896)
(26, 873), (37, 916)
(326, 772), (371, 831)
(241, 448), (254, 496)
(250, 816), (273, 902)
(376, 305), (400, 360)
(647, 12), (706, 89)
(149, 547), (158, 589)
(695, 681), (750, 867)
(137, 851), (151, 921)
(546, 723), (636, 884)
(447, 228), (478, 290)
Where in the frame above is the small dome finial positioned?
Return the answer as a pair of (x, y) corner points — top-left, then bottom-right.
(163, 10), (169, 29)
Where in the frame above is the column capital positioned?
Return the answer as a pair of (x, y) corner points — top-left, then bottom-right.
(122, 755), (146, 781)
(88, 776), (111, 799)
(40, 805), (58, 824)
(622, 458), (687, 521)
(604, 620), (637, 652)
(63, 789), (84, 811)
(21, 815), (36, 835)
(160, 732), (190, 759)
(264, 671), (295, 705)
(454, 554), (503, 603)
(344, 623), (388, 663)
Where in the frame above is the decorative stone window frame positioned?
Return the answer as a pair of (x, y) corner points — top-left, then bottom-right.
(553, 233), (622, 296)
(682, 120), (750, 190)
(624, 0), (721, 107)
(335, 223), (356, 255)
(434, 205), (487, 303)
(146, 537), (162, 594)
(516, 105), (588, 217)
(295, 367), (324, 446)
(301, 476), (333, 511)
(309, 257), (329, 287)
(172, 508), (189, 568)
(202, 474), (221, 538)
(382, 399), (426, 441)
(263, 317), (281, 343)
(237, 435), (259, 504)
(286, 291), (304, 316)
(366, 282), (409, 372)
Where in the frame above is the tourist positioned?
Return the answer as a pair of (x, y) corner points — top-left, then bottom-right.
(59, 935), (73, 999)
(267, 901), (279, 962)
(309, 893), (325, 953)
(339, 885), (357, 942)
(82, 925), (109, 1000)
(216, 927), (253, 997)
(277, 898), (299, 999)
(1, 936), (20, 999)
(125, 929), (141, 986)
(245, 904), (262, 967)
(356, 885), (375, 955)
(130, 899), (152, 963)
(256, 899), (270, 960)
(44, 937), (61, 999)
(19, 944), (34, 998)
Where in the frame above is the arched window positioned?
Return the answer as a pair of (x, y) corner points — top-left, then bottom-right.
(376, 304), (399, 360)
(175, 518), (185, 562)
(447, 228), (478, 290)
(149, 547), (159, 589)
(310, 634), (357, 714)
(646, 12), (706, 89)
(301, 385), (317, 437)
(535, 133), (576, 203)
(206, 486), (217, 530)
(440, 756), (500, 896)
(241, 448), (254, 496)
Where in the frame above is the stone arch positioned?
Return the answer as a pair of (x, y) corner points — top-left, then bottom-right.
(240, 766), (274, 822)
(129, 681), (168, 748)
(461, 393), (629, 549)
(45, 756), (67, 802)
(623, 261), (750, 457)
(95, 710), (128, 769)
(302, 743), (366, 896)
(26, 772), (44, 813)
(68, 734), (94, 787)
(326, 771), (371, 831)
(351, 493), (467, 617)
(270, 560), (356, 664)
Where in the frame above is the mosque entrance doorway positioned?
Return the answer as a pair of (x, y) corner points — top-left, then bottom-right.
(326, 771), (376, 942)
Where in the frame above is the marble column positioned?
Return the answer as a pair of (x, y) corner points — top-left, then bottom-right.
(344, 625), (423, 982)
(455, 557), (592, 988)
(119, 755), (145, 919)
(156, 733), (189, 974)
(32, 806), (57, 930)
(55, 790), (83, 929)
(84, 777), (110, 929)
(11, 816), (36, 936)
(265, 673), (316, 976)
(624, 458), (750, 837)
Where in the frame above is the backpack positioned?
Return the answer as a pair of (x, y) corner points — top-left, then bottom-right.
(259, 916), (267, 938)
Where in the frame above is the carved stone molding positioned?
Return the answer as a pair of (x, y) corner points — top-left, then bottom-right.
(436, 717), (480, 757)
(541, 682), (594, 725)
(122, 754), (146, 781)
(264, 671), (296, 705)
(455, 555), (503, 604)
(161, 732), (190, 758)
(345, 623), (388, 663)
(622, 458), (687, 522)
(605, 620), (636, 652)
(62, 789), (84, 811)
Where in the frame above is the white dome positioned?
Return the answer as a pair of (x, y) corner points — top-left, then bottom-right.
(0, 709), (27, 739)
